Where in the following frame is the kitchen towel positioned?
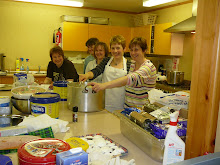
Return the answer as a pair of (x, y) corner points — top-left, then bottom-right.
(18, 114), (70, 133)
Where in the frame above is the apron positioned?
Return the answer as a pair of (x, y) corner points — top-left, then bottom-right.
(102, 57), (127, 112)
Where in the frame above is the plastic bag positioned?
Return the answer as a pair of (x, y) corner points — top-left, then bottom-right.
(148, 89), (190, 110)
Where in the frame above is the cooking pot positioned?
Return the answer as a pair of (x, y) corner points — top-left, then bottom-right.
(67, 82), (105, 112)
(166, 71), (184, 85)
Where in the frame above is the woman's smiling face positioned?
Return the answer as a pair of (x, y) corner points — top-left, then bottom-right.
(129, 44), (145, 61)
(110, 43), (125, 59)
(95, 45), (105, 61)
(52, 53), (64, 68)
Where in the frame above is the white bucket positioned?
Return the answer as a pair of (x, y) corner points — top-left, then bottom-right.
(0, 96), (11, 127)
(0, 96), (11, 115)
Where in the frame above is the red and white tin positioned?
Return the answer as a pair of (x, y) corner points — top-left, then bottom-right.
(18, 138), (70, 165)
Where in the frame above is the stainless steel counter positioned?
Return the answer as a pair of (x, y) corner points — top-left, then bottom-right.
(0, 91), (162, 165)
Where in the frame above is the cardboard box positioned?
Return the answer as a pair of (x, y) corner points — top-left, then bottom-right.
(56, 147), (88, 165)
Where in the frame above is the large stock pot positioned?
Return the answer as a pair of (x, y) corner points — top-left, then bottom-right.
(67, 82), (105, 112)
(166, 71), (184, 85)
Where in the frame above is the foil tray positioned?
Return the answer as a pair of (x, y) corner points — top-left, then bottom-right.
(113, 110), (164, 162)
(74, 133), (128, 157)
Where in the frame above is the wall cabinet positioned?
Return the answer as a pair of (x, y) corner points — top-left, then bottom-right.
(131, 25), (151, 54)
(0, 76), (13, 84)
(89, 24), (111, 48)
(62, 22), (184, 56)
(153, 23), (184, 56)
(62, 22), (89, 51)
(0, 75), (46, 84)
(110, 26), (132, 51)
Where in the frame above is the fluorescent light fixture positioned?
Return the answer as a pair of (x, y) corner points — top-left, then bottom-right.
(143, 0), (176, 7)
(15, 0), (84, 7)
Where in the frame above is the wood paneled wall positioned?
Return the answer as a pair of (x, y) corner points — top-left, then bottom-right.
(185, 0), (220, 159)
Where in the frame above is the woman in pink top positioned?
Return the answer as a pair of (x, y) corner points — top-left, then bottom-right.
(88, 37), (157, 108)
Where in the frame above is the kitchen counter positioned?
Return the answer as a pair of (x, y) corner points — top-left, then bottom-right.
(0, 91), (162, 165)
(156, 80), (191, 93)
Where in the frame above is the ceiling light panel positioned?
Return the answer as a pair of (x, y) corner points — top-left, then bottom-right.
(15, 0), (84, 7)
(143, 0), (176, 7)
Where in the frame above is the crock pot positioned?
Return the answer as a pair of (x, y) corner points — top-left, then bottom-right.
(166, 71), (184, 85)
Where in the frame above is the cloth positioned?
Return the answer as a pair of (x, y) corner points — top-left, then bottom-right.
(22, 126), (54, 138)
(90, 57), (131, 79)
(0, 127), (54, 155)
(83, 55), (95, 73)
(125, 60), (157, 108)
(18, 114), (70, 133)
(46, 59), (79, 82)
(85, 60), (102, 83)
(102, 57), (127, 112)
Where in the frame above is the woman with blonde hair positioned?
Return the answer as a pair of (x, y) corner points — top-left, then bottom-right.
(85, 42), (109, 83)
(88, 37), (157, 108)
(80, 35), (131, 112)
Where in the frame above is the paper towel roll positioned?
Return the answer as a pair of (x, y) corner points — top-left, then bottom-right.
(156, 76), (166, 81)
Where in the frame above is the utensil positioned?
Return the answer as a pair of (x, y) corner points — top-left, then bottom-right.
(166, 71), (184, 85)
(11, 96), (31, 114)
(67, 82), (105, 112)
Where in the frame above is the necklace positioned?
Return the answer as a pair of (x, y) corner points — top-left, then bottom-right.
(113, 60), (121, 66)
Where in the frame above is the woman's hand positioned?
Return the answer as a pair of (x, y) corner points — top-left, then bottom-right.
(79, 74), (89, 82)
(88, 82), (107, 92)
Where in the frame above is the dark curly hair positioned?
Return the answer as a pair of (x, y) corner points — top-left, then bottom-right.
(49, 45), (64, 60)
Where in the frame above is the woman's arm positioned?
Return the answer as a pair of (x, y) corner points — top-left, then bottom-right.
(44, 77), (52, 84)
(90, 57), (109, 79)
(44, 77), (53, 89)
(88, 76), (128, 92)
(79, 71), (94, 82)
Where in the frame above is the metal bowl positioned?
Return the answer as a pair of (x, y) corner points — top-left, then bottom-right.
(0, 115), (24, 127)
(11, 96), (31, 114)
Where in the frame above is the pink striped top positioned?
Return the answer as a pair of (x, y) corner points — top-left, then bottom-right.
(125, 60), (157, 108)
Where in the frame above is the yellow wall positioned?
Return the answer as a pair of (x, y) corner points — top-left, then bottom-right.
(0, 0), (194, 80)
(0, 0), (132, 71)
(149, 3), (194, 80)
(153, 3), (193, 24)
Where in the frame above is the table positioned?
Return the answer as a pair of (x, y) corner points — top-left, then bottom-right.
(1, 91), (162, 165)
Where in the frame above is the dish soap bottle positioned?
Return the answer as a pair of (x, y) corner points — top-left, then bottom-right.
(26, 59), (29, 73)
(163, 111), (185, 165)
(16, 58), (20, 71)
(20, 58), (24, 71)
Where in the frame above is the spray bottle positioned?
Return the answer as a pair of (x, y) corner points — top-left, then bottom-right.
(163, 111), (185, 165)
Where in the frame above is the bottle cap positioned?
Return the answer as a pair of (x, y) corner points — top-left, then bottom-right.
(73, 106), (78, 112)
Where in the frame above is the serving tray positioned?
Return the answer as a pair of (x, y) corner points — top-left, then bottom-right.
(74, 133), (128, 157)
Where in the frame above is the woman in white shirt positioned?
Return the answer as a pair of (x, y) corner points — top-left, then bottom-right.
(85, 42), (109, 83)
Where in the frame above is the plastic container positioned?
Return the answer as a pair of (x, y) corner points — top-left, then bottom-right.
(13, 73), (27, 83)
(20, 58), (24, 71)
(16, 58), (20, 71)
(26, 59), (29, 72)
(0, 96), (11, 127)
(0, 96), (11, 115)
(163, 111), (185, 165)
(53, 81), (68, 101)
(30, 92), (60, 118)
(18, 138), (70, 165)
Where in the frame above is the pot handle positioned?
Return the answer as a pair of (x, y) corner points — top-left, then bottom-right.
(82, 85), (96, 94)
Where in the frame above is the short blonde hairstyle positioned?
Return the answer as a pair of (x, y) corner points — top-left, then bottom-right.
(110, 35), (126, 49)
